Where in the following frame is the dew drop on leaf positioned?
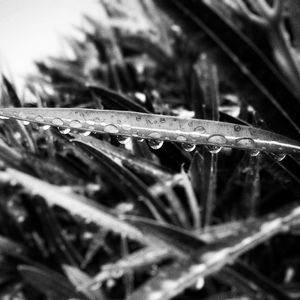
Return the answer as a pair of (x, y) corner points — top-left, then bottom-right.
(42, 125), (51, 131)
(111, 268), (123, 278)
(70, 120), (82, 128)
(182, 143), (196, 152)
(80, 131), (91, 136)
(148, 139), (164, 150)
(117, 135), (130, 144)
(207, 134), (226, 144)
(236, 138), (256, 148)
(273, 153), (286, 161)
(104, 124), (119, 134)
(195, 276), (205, 289)
(206, 145), (222, 154)
(250, 149), (260, 157)
(59, 128), (71, 135)
(51, 118), (64, 126)
(106, 278), (116, 289)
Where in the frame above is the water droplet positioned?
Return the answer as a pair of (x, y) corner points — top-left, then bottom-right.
(207, 134), (226, 145)
(35, 115), (44, 122)
(234, 125), (241, 132)
(206, 145), (222, 154)
(111, 268), (123, 278)
(182, 143), (196, 152)
(121, 124), (132, 131)
(106, 279), (116, 289)
(80, 131), (91, 136)
(59, 128), (71, 135)
(86, 120), (95, 125)
(70, 120), (82, 128)
(22, 120), (30, 125)
(195, 277), (205, 289)
(273, 153), (286, 161)
(236, 138), (256, 148)
(42, 125), (51, 131)
(194, 126), (206, 133)
(137, 138), (144, 142)
(0, 115), (9, 120)
(51, 118), (64, 126)
(17, 215), (25, 223)
(149, 132), (161, 139)
(104, 124), (119, 134)
(176, 135), (187, 142)
(117, 135), (130, 144)
(250, 149), (260, 157)
(148, 139), (164, 150)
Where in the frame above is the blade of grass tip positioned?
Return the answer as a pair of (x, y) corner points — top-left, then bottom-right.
(181, 165), (201, 229)
(1, 167), (146, 244)
(1, 75), (22, 107)
(161, 185), (190, 227)
(125, 216), (205, 258)
(63, 265), (106, 300)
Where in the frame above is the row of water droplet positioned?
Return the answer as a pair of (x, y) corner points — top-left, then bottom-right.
(0, 116), (287, 159)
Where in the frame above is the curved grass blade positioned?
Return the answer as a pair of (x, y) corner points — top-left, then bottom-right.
(72, 135), (189, 226)
(181, 166), (201, 229)
(0, 108), (299, 155)
(1, 167), (146, 243)
(1, 76), (22, 107)
(73, 140), (169, 223)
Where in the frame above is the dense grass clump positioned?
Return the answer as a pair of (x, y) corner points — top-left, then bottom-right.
(0, 1), (300, 299)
